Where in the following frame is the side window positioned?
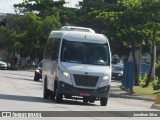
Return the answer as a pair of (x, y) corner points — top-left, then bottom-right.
(44, 38), (60, 60)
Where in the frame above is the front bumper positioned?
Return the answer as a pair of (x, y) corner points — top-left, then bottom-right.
(57, 81), (110, 98)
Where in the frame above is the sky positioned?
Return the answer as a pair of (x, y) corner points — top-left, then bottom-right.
(0, 0), (82, 13)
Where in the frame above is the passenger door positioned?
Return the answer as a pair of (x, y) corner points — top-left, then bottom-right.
(43, 37), (61, 91)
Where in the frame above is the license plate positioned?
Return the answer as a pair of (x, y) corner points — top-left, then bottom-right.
(80, 92), (90, 96)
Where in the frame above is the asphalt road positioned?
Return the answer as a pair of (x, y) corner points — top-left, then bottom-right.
(0, 70), (159, 120)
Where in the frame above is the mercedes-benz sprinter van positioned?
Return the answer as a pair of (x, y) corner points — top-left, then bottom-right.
(42, 26), (111, 106)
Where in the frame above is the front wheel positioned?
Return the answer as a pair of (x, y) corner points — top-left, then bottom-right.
(100, 97), (108, 106)
(55, 92), (63, 103)
(34, 76), (39, 81)
(55, 86), (63, 103)
(43, 80), (50, 99)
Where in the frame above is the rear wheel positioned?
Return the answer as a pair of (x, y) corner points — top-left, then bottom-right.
(34, 76), (39, 81)
(49, 91), (55, 100)
(100, 97), (108, 106)
(43, 79), (50, 99)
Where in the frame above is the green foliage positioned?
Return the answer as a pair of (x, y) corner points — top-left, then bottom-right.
(139, 74), (148, 87)
(0, 26), (24, 53)
(59, 7), (78, 26)
(1, 0), (160, 70)
(151, 76), (160, 90)
(0, 12), (61, 58)
(14, 0), (65, 17)
(79, 0), (118, 12)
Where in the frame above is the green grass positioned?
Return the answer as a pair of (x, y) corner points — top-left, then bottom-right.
(133, 84), (160, 99)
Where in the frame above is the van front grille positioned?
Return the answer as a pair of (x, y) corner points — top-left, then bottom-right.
(74, 74), (99, 87)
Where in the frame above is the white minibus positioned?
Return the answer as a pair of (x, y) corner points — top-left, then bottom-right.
(42, 26), (111, 106)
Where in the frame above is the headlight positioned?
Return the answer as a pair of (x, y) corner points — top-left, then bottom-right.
(118, 73), (122, 76)
(62, 71), (70, 79)
(102, 75), (109, 80)
(36, 69), (40, 72)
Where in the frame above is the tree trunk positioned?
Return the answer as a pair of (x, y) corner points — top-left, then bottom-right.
(143, 29), (156, 87)
(132, 46), (139, 86)
(11, 50), (16, 68)
(137, 45), (142, 84)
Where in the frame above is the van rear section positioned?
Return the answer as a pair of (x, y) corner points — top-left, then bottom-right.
(42, 28), (111, 106)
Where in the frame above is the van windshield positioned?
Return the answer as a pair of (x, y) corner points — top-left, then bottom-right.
(60, 39), (110, 66)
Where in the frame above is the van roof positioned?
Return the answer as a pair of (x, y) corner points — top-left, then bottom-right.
(63, 31), (108, 44)
(60, 26), (95, 33)
(49, 31), (108, 44)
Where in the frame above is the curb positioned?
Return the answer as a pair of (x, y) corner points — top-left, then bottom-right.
(110, 83), (160, 110)
(151, 104), (160, 110)
(110, 93), (160, 110)
(110, 85), (155, 102)
(110, 93), (155, 102)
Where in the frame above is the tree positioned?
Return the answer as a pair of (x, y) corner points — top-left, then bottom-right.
(14, 0), (65, 17)
(111, 0), (156, 86)
(86, 0), (160, 86)
(117, 0), (160, 86)
(59, 7), (78, 26)
(5, 13), (61, 59)
(0, 26), (24, 65)
(73, 0), (130, 64)
(13, 0), (77, 26)
(79, 0), (117, 12)
(139, 0), (160, 87)
(143, 22), (160, 87)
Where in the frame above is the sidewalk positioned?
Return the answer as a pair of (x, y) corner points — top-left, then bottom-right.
(110, 80), (160, 110)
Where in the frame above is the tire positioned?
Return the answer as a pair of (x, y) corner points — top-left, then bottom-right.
(43, 79), (50, 99)
(55, 91), (63, 103)
(54, 81), (63, 103)
(100, 97), (108, 106)
(83, 97), (89, 103)
(55, 83), (63, 103)
(49, 91), (55, 100)
(34, 76), (39, 81)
